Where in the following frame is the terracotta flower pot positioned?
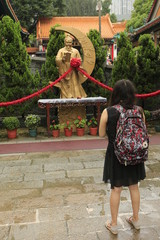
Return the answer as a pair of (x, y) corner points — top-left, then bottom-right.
(52, 129), (60, 138)
(89, 127), (98, 136)
(76, 128), (85, 136)
(7, 129), (17, 139)
(64, 128), (72, 137)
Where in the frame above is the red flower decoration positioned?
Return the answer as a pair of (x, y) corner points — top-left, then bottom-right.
(70, 58), (81, 68)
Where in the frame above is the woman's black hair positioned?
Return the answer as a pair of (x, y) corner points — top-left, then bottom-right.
(109, 79), (136, 109)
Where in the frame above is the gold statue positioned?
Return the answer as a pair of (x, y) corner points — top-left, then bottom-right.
(54, 35), (87, 98)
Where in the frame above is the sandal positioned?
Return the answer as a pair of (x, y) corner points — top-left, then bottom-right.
(105, 221), (118, 235)
(126, 216), (140, 230)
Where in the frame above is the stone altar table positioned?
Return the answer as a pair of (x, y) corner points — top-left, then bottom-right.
(38, 97), (107, 135)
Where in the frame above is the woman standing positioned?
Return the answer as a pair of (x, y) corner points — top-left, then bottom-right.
(99, 79), (146, 235)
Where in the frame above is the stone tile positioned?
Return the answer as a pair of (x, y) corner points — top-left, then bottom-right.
(97, 227), (159, 240)
(69, 232), (98, 240)
(65, 192), (106, 205)
(83, 183), (108, 194)
(69, 153), (104, 163)
(67, 216), (105, 235)
(140, 199), (160, 213)
(8, 221), (68, 240)
(42, 186), (83, 197)
(3, 165), (42, 174)
(32, 157), (69, 165)
(45, 170), (66, 180)
(0, 158), (31, 167)
(0, 209), (36, 225)
(0, 189), (41, 199)
(0, 180), (43, 190)
(0, 226), (10, 240)
(67, 168), (103, 178)
(0, 172), (23, 182)
(14, 196), (64, 209)
(44, 162), (84, 172)
(38, 205), (88, 222)
(44, 176), (95, 188)
(24, 172), (45, 181)
(0, 167), (3, 174)
(83, 160), (104, 169)
(0, 196), (16, 211)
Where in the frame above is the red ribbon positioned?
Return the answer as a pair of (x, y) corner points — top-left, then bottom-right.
(0, 58), (159, 107)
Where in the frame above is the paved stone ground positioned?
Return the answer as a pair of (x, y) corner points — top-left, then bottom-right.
(0, 141), (160, 239)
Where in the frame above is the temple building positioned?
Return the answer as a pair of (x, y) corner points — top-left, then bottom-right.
(36, 14), (126, 60)
(130, 0), (160, 47)
(0, 0), (28, 37)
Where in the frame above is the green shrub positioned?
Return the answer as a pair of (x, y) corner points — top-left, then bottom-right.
(2, 117), (20, 130)
(25, 114), (41, 129)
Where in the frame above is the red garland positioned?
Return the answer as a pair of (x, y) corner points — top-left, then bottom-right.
(0, 58), (160, 107)
(77, 67), (160, 99)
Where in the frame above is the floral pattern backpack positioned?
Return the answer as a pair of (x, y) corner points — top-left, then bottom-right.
(113, 105), (149, 166)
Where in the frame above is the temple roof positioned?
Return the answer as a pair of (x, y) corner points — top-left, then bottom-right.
(147, 0), (160, 22)
(36, 14), (126, 40)
(0, 0), (28, 35)
(133, 0), (160, 35)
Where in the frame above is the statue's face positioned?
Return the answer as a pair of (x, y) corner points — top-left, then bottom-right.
(65, 41), (72, 51)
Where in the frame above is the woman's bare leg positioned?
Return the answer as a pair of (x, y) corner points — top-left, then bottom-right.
(110, 186), (122, 225)
(128, 183), (140, 221)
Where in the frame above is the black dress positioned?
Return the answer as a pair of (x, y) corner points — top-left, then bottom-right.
(103, 106), (146, 189)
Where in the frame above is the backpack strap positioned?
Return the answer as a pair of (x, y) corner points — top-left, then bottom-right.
(113, 104), (125, 113)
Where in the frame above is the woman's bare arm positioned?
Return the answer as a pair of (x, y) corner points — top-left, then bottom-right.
(99, 109), (108, 137)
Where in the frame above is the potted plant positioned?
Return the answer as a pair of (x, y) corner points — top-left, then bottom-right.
(50, 120), (61, 138)
(25, 114), (41, 137)
(74, 116), (86, 136)
(87, 117), (98, 136)
(2, 116), (20, 139)
(64, 120), (73, 137)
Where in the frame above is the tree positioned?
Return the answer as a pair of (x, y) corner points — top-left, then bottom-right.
(66, 0), (97, 16)
(0, 16), (38, 115)
(41, 27), (65, 99)
(10, 0), (58, 34)
(83, 29), (107, 97)
(53, 0), (67, 16)
(111, 32), (137, 86)
(126, 0), (153, 32)
(134, 34), (160, 109)
(110, 13), (117, 23)
(101, 0), (112, 16)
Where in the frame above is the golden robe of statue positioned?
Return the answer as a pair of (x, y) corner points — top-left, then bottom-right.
(55, 35), (87, 98)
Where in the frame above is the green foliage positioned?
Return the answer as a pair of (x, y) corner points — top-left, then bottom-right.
(126, 0), (154, 31)
(134, 34), (160, 110)
(2, 117), (20, 130)
(50, 119), (61, 130)
(41, 27), (65, 99)
(135, 34), (160, 94)
(25, 114), (41, 129)
(64, 120), (72, 130)
(144, 110), (151, 121)
(84, 29), (107, 97)
(10, 0), (57, 34)
(101, 0), (112, 15)
(0, 16), (38, 115)
(87, 117), (97, 128)
(66, 0), (97, 16)
(74, 116), (86, 128)
(110, 13), (117, 23)
(111, 33), (160, 110)
(111, 32), (137, 86)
